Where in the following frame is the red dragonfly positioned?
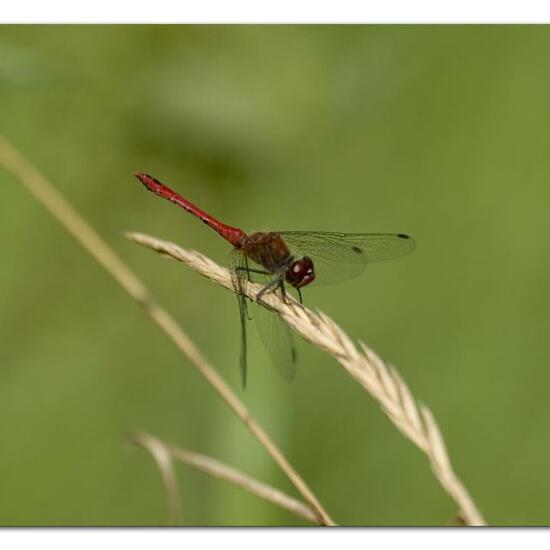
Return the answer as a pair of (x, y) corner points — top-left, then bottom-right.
(136, 173), (415, 387)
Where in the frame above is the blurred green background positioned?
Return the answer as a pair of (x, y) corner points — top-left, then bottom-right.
(1, 25), (550, 526)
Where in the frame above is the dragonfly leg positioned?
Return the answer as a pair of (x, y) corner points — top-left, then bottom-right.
(278, 279), (295, 306)
(234, 266), (272, 320)
(235, 266), (271, 277)
(256, 277), (283, 312)
(280, 280), (306, 310)
(242, 258), (271, 282)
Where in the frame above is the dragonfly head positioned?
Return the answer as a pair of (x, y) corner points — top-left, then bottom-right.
(285, 256), (315, 288)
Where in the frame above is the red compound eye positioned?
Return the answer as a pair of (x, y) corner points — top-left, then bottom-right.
(285, 256), (315, 288)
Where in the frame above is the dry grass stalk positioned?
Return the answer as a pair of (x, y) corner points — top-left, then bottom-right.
(128, 432), (183, 525)
(129, 431), (318, 524)
(126, 231), (486, 526)
(0, 135), (333, 527)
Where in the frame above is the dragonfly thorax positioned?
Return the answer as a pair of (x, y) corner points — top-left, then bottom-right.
(241, 232), (292, 272)
(240, 232), (316, 288)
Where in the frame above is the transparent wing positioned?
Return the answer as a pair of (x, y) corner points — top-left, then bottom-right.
(228, 249), (297, 383)
(252, 297), (297, 382)
(279, 231), (415, 285)
(228, 248), (250, 388)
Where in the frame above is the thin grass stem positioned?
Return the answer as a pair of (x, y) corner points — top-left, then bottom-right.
(0, 135), (334, 526)
(128, 431), (318, 524)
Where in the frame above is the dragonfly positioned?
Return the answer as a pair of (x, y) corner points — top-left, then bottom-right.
(135, 173), (415, 387)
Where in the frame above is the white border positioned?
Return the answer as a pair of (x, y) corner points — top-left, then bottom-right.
(1, 2), (549, 545)
(2, 528), (550, 550)
(1, 0), (550, 23)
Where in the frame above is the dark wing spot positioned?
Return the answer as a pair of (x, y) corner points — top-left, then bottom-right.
(351, 245), (363, 254)
(397, 233), (410, 239)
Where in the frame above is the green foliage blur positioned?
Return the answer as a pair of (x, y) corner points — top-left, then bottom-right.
(1, 25), (550, 526)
